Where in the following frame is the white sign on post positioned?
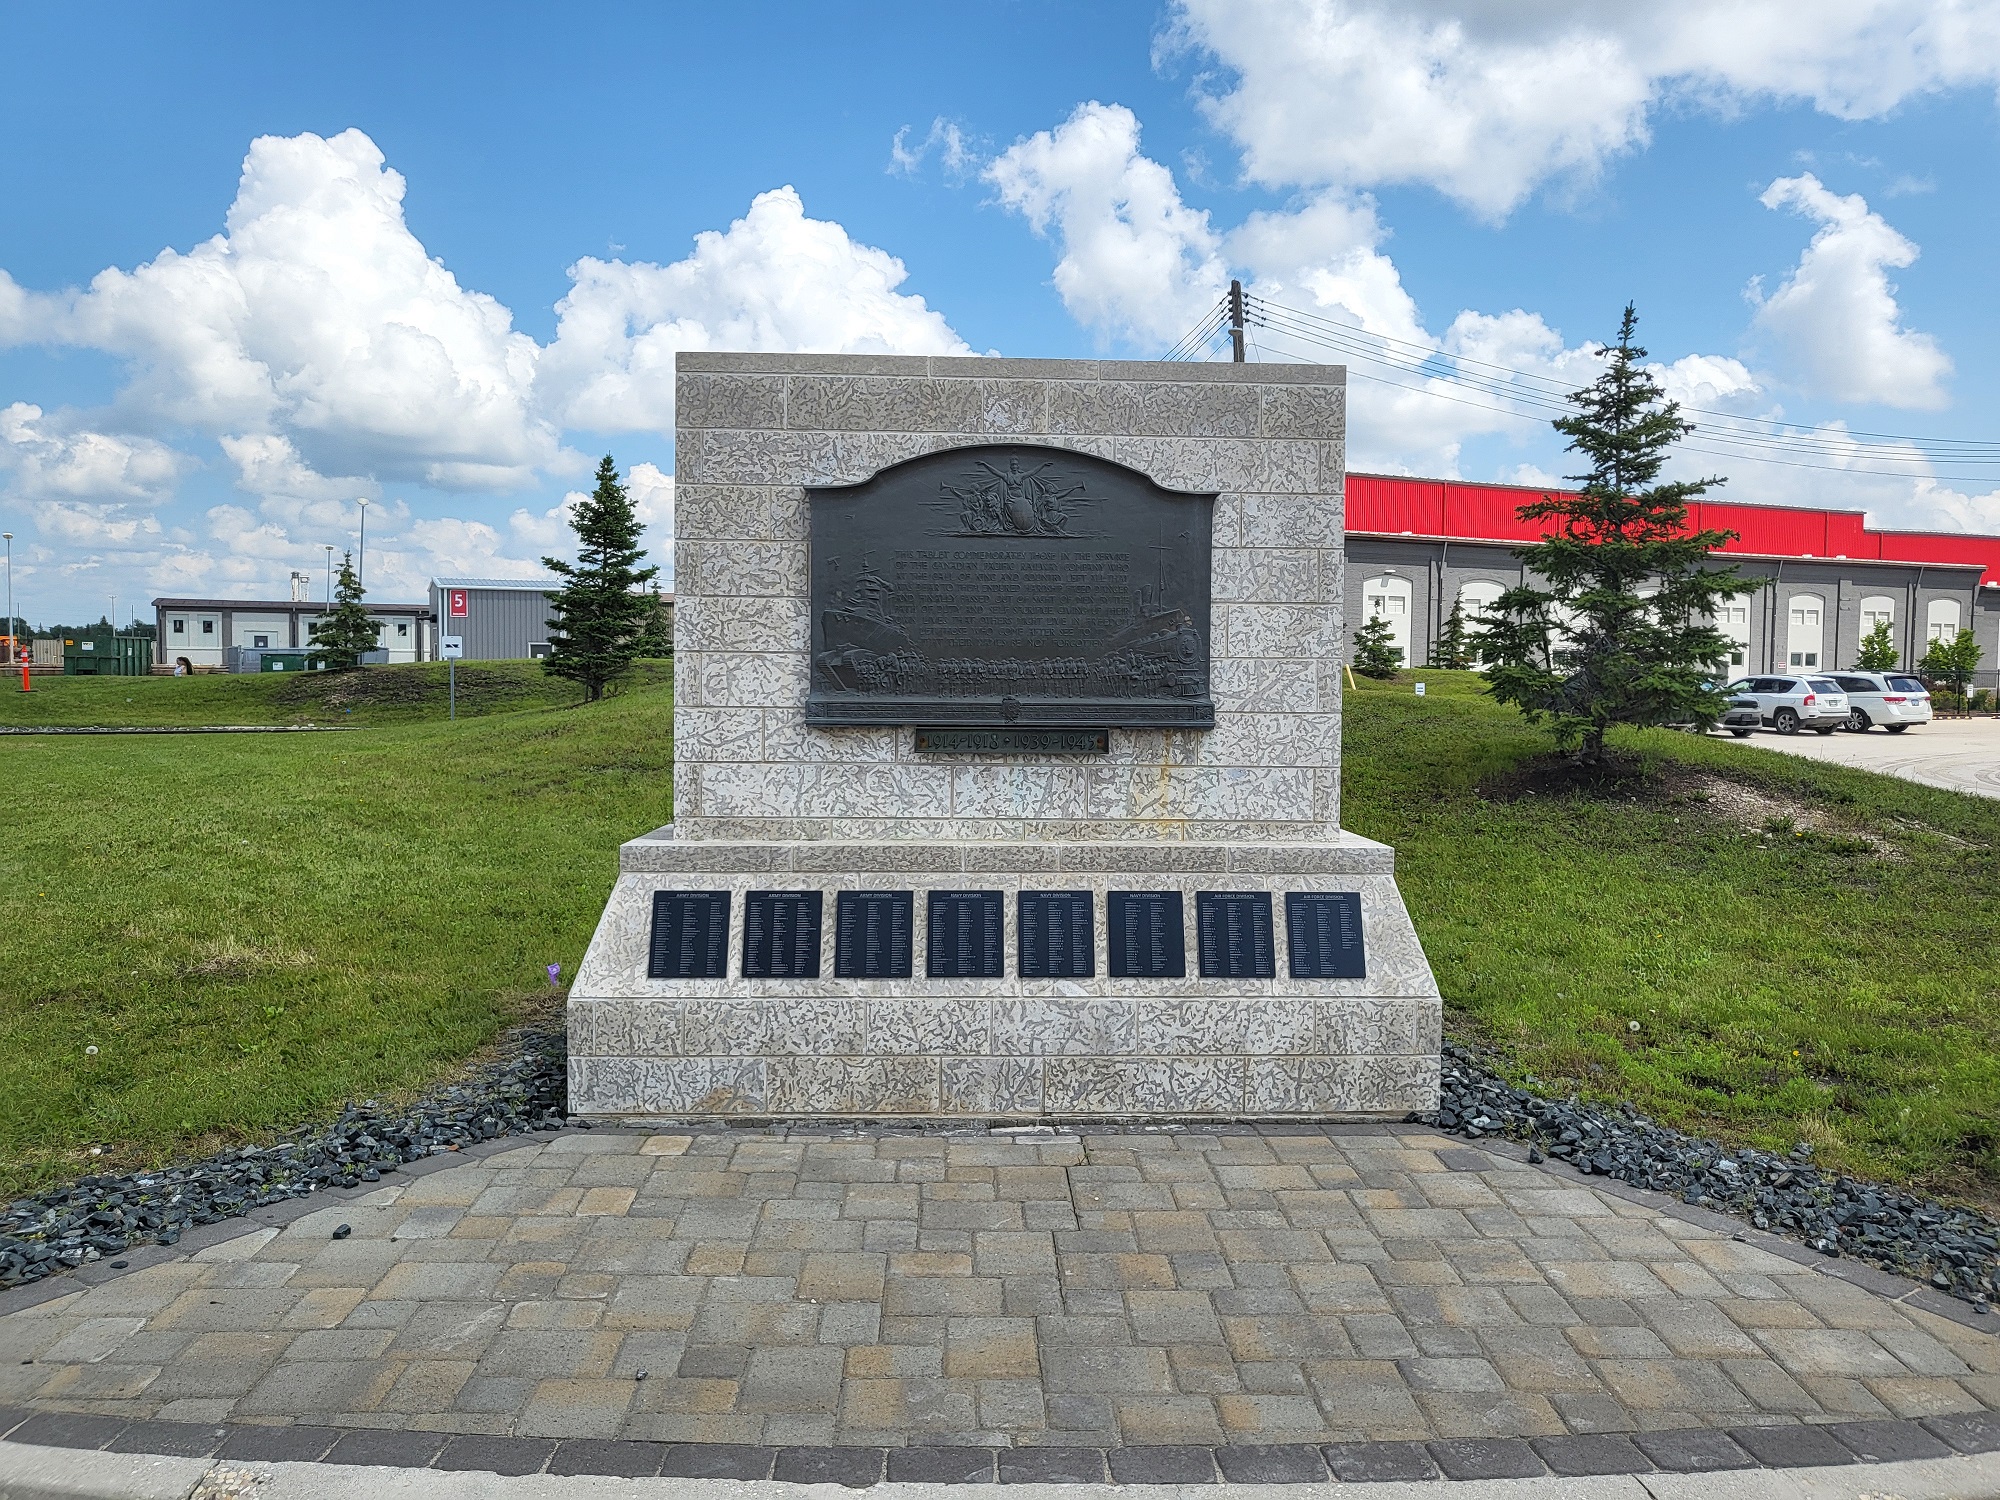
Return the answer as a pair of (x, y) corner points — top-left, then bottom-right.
(440, 635), (464, 659)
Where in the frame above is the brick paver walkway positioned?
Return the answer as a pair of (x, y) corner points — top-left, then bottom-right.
(2, 1126), (1994, 1449)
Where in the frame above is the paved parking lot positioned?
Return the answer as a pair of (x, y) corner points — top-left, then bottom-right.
(1714, 717), (2000, 800)
(1, 1126), (1994, 1449)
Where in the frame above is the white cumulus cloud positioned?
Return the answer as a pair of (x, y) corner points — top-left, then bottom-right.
(1170, 0), (2000, 219)
(538, 187), (970, 434)
(986, 102), (1228, 346)
(4, 129), (554, 491)
(1751, 173), (1952, 409)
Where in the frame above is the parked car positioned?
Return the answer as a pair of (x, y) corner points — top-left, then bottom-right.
(1828, 672), (1931, 733)
(1719, 696), (1763, 737)
(1720, 675), (1850, 735)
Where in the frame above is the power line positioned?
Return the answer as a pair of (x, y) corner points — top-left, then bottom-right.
(1192, 292), (2000, 484)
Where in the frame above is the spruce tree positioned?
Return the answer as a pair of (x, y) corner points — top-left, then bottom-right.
(1855, 620), (1899, 672)
(1352, 615), (1404, 679)
(632, 585), (674, 658)
(1477, 305), (1761, 763)
(307, 552), (379, 670)
(1433, 597), (1476, 670)
(543, 456), (659, 701)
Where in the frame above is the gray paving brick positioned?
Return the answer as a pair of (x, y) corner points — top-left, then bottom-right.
(5, 1121), (1987, 1458)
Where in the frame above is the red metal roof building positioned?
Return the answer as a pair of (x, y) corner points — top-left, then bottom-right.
(1342, 473), (1999, 686)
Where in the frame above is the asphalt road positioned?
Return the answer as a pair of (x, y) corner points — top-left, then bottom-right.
(1715, 716), (2000, 800)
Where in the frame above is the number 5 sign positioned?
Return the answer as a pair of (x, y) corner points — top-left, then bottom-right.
(448, 588), (469, 618)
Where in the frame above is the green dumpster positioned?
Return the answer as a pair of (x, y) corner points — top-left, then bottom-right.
(62, 633), (153, 675)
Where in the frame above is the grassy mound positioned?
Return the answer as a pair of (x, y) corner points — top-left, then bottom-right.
(0, 659), (671, 728)
(1346, 670), (2000, 1203)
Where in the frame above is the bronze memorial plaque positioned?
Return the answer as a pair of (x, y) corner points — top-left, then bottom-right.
(807, 443), (1215, 728)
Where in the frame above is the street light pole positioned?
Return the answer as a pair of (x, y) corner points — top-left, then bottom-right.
(324, 544), (334, 603)
(3, 530), (13, 665)
(357, 498), (369, 591)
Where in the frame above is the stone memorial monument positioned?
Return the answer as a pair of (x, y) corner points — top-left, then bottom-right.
(568, 353), (1443, 1120)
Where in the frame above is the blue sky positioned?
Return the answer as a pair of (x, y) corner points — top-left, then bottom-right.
(4, 1), (1998, 621)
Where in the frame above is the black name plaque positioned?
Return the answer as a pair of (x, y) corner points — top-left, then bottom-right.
(808, 443), (1215, 729)
(927, 890), (1005, 978)
(835, 890), (913, 979)
(915, 727), (1110, 755)
(1196, 891), (1275, 979)
(647, 890), (731, 979)
(742, 891), (824, 979)
(1107, 891), (1186, 979)
(1018, 890), (1095, 979)
(1286, 892), (1366, 979)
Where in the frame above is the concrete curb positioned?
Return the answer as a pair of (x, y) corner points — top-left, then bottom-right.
(3, 1408), (1998, 1493)
(3, 1440), (2000, 1499)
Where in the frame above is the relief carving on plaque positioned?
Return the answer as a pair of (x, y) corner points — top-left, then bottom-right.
(807, 443), (1215, 729)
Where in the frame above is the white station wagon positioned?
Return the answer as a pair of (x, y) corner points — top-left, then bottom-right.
(1829, 673), (1932, 732)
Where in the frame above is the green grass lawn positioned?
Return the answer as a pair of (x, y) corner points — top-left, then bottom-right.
(0, 664), (673, 1197)
(2, 662), (1995, 1208)
(0, 659), (671, 727)
(1345, 669), (2000, 1203)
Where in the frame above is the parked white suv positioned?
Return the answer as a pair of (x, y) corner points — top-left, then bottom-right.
(1722, 675), (1850, 735)
(1829, 672), (1932, 733)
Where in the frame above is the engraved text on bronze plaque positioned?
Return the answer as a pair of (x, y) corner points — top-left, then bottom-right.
(808, 443), (1215, 728)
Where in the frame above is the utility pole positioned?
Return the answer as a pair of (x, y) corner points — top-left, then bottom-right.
(1228, 279), (1246, 363)
(3, 531), (13, 676)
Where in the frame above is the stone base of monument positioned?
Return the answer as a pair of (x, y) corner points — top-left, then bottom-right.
(567, 826), (1441, 1121)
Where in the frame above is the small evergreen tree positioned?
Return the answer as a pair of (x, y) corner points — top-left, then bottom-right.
(1476, 305), (1761, 762)
(632, 585), (674, 658)
(1855, 619), (1899, 672)
(1352, 615), (1404, 679)
(1920, 627), (1982, 707)
(543, 456), (659, 701)
(1433, 598), (1476, 670)
(307, 552), (379, 670)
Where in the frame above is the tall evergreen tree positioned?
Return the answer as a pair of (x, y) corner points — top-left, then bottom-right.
(543, 456), (659, 701)
(1855, 620), (1899, 672)
(1433, 597), (1476, 670)
(1477, 306), (1761, 763)
(308, 552), (379, 669)
(1351, 615), (1404, 679)
(632, 585), (674, 658)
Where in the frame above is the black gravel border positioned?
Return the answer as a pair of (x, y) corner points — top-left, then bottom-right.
(0, 1024), (568, 1291)
(2, 1408), (1996, 1484)
(1429, 1041), (2000, 1315)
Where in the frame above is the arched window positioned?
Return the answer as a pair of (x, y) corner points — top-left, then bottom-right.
(1456, 580), (1504, 666)
(1714, 600), (1751, 670)
(1927, 597), (1961, 643)
(1786, 593), (1824, 670)
(1361, 575), (1413, 662)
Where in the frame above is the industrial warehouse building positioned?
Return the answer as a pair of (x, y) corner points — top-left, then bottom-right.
(427, 577), (674, 661)
(1344, 474), (2000, 689)
(428, 577), (562, 661)
(150, 596), (432, 670)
